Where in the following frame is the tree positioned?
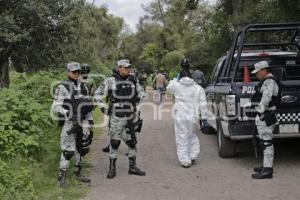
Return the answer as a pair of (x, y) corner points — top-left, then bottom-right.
(0, 0), (124, 88)
(63, 3), (123, 67)
(134, 0), (215, 73)
(140, 43), (166, 71)
(0, 0), (29, 87)
(0, 0), (76, 87)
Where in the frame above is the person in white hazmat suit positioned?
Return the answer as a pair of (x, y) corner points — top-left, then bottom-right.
(167, 69), (208, 168)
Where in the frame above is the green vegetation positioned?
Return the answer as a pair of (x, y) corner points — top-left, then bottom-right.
(1, 1), (117, 198)
(0, 0), (122, 88)
(120, 0), (300, 78)
(0, 71), (91, 199)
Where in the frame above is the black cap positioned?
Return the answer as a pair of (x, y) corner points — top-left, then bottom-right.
(181, 58), (190, 67)
(81, 63), (91, 74)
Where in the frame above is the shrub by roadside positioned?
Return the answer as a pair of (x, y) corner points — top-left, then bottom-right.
(0, 70), (91, 199)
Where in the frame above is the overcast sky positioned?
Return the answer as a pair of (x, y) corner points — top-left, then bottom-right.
(89, 0), (217, 32)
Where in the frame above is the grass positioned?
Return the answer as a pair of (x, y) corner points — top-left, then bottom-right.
(33, 109), (103, 200)
(32, 130), (89, 200)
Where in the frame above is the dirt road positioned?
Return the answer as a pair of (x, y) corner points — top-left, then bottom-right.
(83, 90), (300, 200)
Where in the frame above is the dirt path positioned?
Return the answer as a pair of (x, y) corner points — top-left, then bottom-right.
(83, 90), (300, 200)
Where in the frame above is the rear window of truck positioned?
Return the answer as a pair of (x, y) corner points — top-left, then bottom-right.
(233, 55), (300, 82)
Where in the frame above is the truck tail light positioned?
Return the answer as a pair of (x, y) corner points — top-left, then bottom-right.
(226, 95), (236, 116)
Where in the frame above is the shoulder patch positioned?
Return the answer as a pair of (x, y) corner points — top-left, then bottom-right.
(54, 86), (61, 100)
(263, 79), (275, 87)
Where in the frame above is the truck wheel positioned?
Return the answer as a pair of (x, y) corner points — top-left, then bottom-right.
(217, 120), (236, 158)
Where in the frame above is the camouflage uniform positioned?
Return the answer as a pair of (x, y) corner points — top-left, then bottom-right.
(52, 80), (93, 171)
(255, 74), (279, 168)
(95, 59), (146, 179)
(94, 75), (145, 159)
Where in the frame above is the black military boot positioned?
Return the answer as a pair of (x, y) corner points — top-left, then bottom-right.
(253, 166), (263, 173)
(253, 166), (273, 174)
(128, 157), (146, 176)
(252, 167), (273, 179)
(107, 158), (117, 179)
(58, 169), (69, 188)
(102, 144), (110, 153)
(74, 165), (91, 183)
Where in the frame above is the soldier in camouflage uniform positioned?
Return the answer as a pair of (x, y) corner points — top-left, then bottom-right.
(95, 59), (146, 179)
(251, 61), (282, 179)
(52, 62), (94, 188)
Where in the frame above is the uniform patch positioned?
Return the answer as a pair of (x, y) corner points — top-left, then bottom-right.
(54, 87), (60, 100)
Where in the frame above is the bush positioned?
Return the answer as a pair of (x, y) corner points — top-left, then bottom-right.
(0, 89), (51, 159)
(10, 70), (66, 104)
(0, 159), (37, 200)
(0, 71), (62, 199)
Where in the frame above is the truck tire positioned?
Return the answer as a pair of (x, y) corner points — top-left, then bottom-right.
(217, 120), (236, 158)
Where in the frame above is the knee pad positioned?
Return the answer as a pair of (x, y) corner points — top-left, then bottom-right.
(81, 134), (93, 147)
(77, 131), (93, 149)
(126, 140), (136, 149)
(259, 139), (273, 151)
(110, 140), (121, 150)
(78, 147), (90, 157)
(63, 150), (74, 160)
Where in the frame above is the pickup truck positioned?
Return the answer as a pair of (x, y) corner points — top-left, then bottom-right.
(205, 22), (300, 158)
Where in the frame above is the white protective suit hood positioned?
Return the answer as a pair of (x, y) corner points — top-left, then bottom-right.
(179, 77), (195, 86)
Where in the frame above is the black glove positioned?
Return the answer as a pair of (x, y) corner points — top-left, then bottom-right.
(134, 97), (141, 103)
(202, 120), (209, 128)
(100, 107), (108, 115)
(65, 110), (70, 119)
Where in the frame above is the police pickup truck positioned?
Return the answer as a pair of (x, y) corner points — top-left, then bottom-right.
(205, 23), (300, 158)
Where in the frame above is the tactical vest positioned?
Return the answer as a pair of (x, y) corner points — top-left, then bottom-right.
(58, 80), (93, 127)
(108, 74), (138, 117)
(81, 77), (94, 96)
(251, 75), (282, 126)
(251, 76), (282, 107)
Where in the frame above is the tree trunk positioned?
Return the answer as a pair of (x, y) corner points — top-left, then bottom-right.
(0, 51), (10, 88)
(232, 0), (243, 20)
(232, 0), (245, 29)
(157, 0), (166, 26)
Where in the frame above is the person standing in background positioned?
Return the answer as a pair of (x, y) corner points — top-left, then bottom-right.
(153, 69), (168, 103)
